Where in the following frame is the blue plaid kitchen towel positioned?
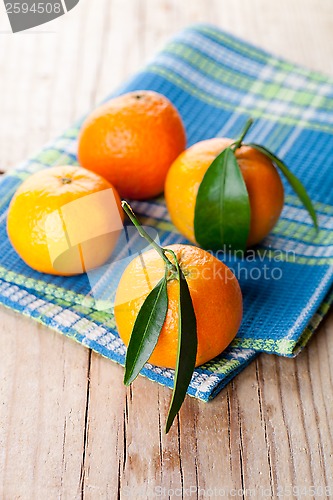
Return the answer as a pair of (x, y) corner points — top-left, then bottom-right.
(1, 24), (333, 401)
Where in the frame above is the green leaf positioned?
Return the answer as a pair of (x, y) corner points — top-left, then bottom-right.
(165, 260), (197, 434)
(124, 271), (168, 386)
(194, 147), (251, 252)
(247, 143), (318, 230)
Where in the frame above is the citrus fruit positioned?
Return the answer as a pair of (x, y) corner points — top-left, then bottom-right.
(114, 243), (242, 369)
(7, 166), (123, 276)
(165, 138), (285, 247)
(78, 90), (186, 200)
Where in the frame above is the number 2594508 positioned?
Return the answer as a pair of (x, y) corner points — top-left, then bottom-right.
(5, 3), (62, 14)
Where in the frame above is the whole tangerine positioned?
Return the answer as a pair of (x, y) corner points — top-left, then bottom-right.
(165, 138), (285, 247)
(78, 90), (186, 200)
(114, 243), (242, 369)
(7, 166), (123, 275)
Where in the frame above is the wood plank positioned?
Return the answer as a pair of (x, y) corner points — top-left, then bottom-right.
(0, 309), (89, 499)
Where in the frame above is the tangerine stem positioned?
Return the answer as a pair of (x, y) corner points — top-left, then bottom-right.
(232, 118), (254, 151)
(121, 201), (176, 272)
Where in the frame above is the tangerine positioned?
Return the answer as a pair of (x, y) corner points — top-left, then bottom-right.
(78, 90), (186, 200)
(7, 166), (123, 275)
(114, 243), (242, 369)
(165, 138), (284, 247)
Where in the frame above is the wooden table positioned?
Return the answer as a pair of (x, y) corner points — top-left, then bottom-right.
(1, 1), (333, 498)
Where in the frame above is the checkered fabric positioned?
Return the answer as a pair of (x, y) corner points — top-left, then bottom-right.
(1, 24), (333, 401)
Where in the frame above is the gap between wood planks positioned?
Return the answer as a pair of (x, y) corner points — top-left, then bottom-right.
(79, 350), (92, 499)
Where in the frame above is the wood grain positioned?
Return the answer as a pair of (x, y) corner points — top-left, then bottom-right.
(0, 0), (333, 498)
(0, 309), (90, 499)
